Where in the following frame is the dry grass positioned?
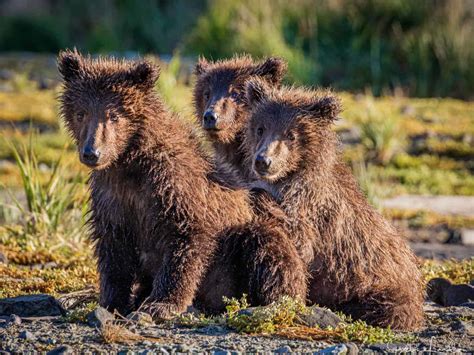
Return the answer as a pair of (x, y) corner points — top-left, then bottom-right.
(100, 323), (146, 344)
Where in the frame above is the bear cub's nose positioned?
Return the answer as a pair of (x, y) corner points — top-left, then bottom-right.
(82, 145), (101, 165)
(203, 110), (218, 130)
(255, 154), (272, 173)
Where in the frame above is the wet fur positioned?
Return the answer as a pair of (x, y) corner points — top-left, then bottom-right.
(58, 51), (304, 318)
(193, 55), (287, 180)
(243, 78), (425, 330)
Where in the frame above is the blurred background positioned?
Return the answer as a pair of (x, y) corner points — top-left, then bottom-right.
(0, 0), (472, 298)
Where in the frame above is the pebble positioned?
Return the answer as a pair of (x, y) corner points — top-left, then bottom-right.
(86, 306), (114, 328)
(316, 344), (347, 354)
(8, 314), (22, 326)
(274, 345), (292, 353)
(451, 319), (474, 336)
(0, 294), (65, 317)
(460, 228), (474, 246)
(297, 306), (342, 329)
(18, 330), (35, 341)
(176, 344), (191, 353)
(47, 345), (75, 355)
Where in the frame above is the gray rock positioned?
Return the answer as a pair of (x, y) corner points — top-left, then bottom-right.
(274, 345), (292, 353)
(427, 278), (474, 306)
(0, 69), (14, 81)
(18, 330), (35, 341)
(212, 350), (230, 355)
(86, 306), (114, 328)
(0, 294), (65, 317)
(7, 314), (22, 326)
(47, 345), (75, 355)
(451, 320), (474, 336)
(297, 306), (342, 329)
(368, 343), (413, 353)
(159, 348), (170, 354)
(176, 344), (191, 353)
(127, 311), (154, 326)
(460, 229), (474, 246)
(458, 302), (474, 308)
(400, 104), (416, 116)
(316, 344), (347, 354)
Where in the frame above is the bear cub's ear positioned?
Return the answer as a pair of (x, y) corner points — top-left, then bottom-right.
(301, 94), (342, 123)
(245, 77), (271, 106)
(253, 57), (287, 85)
(58, 49), (83, 82)
(127, 61), (160, 89)
(194, 57), (210, 76)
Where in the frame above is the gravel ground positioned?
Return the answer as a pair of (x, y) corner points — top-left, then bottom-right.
(0, 302), (472, 354)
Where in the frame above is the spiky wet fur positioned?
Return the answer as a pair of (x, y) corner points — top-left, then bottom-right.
(58, 51), (304, 319)
(243, 78), (425, 330)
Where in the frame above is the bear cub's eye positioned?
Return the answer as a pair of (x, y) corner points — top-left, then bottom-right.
(109, 112), (119, 122)
(76, 112), (85, 122)
(203, 90), (210, 100)
(257, 127), (264, 137)
(287, 131), (296, 141)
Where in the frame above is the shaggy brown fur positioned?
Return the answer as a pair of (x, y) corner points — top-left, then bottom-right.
(58, 50), (304, 319)
(243, 78), (425, 330)
(193, 55), (287, 179)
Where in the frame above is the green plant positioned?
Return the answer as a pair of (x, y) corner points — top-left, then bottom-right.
(225, 295), (306, 334)
(1, 131), (88, 250)
(358, 97), (405, 164)
(352, 159), (381, 209)
(63, 301), (98, 323)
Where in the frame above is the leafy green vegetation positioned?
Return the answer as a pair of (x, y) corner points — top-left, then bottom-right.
(421, 258), (474, 285)
(223, 295), (414, 344)
(1, 1), (473, 97)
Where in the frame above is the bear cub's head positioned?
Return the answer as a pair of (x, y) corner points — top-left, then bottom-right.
(244, 78), (342, 183)
(194, 56), (287, 144)
(58, 50), (160, 170)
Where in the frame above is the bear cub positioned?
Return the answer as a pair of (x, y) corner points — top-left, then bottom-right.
(243, 77), (425, 330)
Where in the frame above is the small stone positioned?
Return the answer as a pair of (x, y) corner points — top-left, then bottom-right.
(127, 311), (154, 326)
(400, 105), (416, 116)
(460, 229), (474, 246)
(0, 69), (14, 81)
(0, 294), (65, 317)
(47, 345), (75, 355)
(368, 344), (412, 353)
(159, 348), (170, 355)
(8, 314), (22, 326)
(19, 330), (35, 341)
(427, 278), (474, 306)
(212, 351), (230, 355)
(297, 306), (342, 329)
(274, 345), (292, 353)
(317, 344), (347, 354)
(176, 344), (191, 353)
(86, 306), (114, 328)
(345, 343), (358, 355)
(451, 320), (474, 336)
(0, 252), (8, 264)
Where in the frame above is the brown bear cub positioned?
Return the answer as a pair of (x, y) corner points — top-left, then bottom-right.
(58, 50), (250, 319)
(194, 55), (287, 179)
(243, 78), (425, 330)
(58, 50), (305, 319)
